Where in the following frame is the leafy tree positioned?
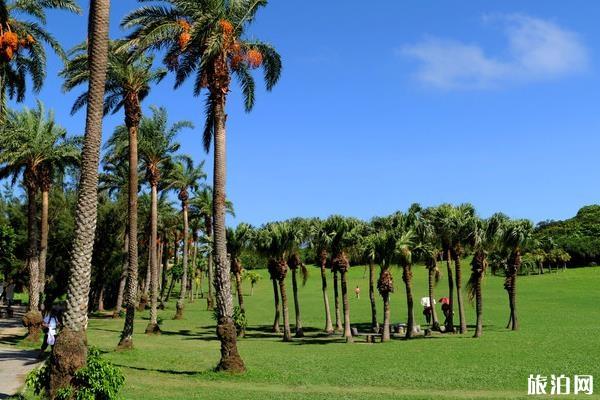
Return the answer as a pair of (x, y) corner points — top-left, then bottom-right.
(0, 100), (78, 338)
(243, 270), (261, 296)
(123, 0), (281, 372)
(0, 0), (80, 120)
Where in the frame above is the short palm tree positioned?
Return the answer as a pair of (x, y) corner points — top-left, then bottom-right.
(359, 230), (380, 333)
(467, 213), (505, 338)
(123, 0), (281, 372)
(308, 218), (334, 334)
(49, 0), (111, 395)
(189, 185), (234, 310)
(449, 203), (476, 334)
(324, 215), (361, 342)
(0, 100), (78, 339)
(500, 219), (534, 331)
(414, 216), (442, 331)
(165, 157), (206, 320)
(0, 0), (80, 120)
(226, 222), (253, 336)
(426, 204), (456, 332)
(256, 222), (297, 342)
(62, 40), (167, 348)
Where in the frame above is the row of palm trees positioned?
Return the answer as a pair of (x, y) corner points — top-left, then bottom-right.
(221, 204), (536, 344)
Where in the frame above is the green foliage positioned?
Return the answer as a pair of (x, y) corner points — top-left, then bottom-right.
(27, 347), (124, 400)
(212, 305), (247, 333)
(535, 205), (600, 265)
(0, 223), (16, 278)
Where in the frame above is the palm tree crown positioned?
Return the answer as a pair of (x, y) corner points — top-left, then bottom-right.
(122, 0), (282, 151)
(0, 100), (79, 188)
(0, 0), (80, 116)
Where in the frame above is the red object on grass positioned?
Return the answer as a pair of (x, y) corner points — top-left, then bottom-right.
(439, 297), (450, 305)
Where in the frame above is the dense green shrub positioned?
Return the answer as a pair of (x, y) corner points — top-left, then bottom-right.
(27, 347), (124, 400)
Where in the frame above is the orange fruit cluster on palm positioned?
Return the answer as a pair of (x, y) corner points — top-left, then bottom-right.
(246, 49), (263, 68)
(177, 19), (191, 50)
(0, 29), (34, 62)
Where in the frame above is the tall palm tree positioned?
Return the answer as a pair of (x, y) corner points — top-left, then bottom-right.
(500, 219), (533, 331)
(0, 100), (78, 339)
(287, 219), (308, 338)
(165, 157), (206, 320)
(62, 41), (167, 348)
(49, 0), (110, 394)
(114, 106), (191, 334)
(189, 185), (234, 310)
(226, 222), (253, 336)
(256, 222), (297, 342)
(123, 0), (281, 372)
(324, 216), (360, 342)
(308, 218), (334, 334)
(0, 0), (80, 120)
(415, 215), (442, 331)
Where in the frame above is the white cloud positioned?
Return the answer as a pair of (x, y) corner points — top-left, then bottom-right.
(401, 14), (589, 89)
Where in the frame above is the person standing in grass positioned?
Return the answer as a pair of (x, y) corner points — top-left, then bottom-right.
(354, 286), (361, 299)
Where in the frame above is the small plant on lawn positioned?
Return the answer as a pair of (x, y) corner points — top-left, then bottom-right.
(27, 347), (124, 399)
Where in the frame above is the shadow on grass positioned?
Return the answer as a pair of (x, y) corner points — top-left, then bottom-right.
(114, 363), (204, 376)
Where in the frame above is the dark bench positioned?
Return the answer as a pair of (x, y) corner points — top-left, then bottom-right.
(351, 327), (382, 343)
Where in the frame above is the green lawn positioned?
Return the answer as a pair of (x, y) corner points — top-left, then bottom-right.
(23, 265), (600, 399)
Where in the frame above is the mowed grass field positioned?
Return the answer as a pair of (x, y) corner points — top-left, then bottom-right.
(24, 265), (600, 399)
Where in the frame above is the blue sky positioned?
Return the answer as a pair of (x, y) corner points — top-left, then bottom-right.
(12, 0), (600, 226)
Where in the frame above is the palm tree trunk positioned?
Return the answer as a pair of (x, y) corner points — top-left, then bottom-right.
(340, 268), (353, 343)
(428, 264), (440, 331)
(474, 272), (483, 338)
(453, 253), (467, 334)
(97, 286), (105, 311)
(212, 85), (244, 372)
(445, 249), (455, 333)
(206, 235), (214, 310)
(145, 184), (160, 334)
(403, 265), (415, 339)
(369, 262), (379, 332)
(291, 268), (303, 338)
(144, 242), (151, 296)
(271, 278), (281, 333)
(175, 203), (189, 320)
(24, 184), (41, 341)
(235, 272), (245, 312)
(118, 119), (139, 347)
(320, 262), (333, 334)
(157, 241), (163, 292)
(382, 292), (390, 342)
(38, 188), (49, 308)
(333, 270), (342, 332)
(49, 0), (111, 394)
(159, 239), (168, 302)
(278, 278), (292, 342)
(510, 270), (518, 331)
